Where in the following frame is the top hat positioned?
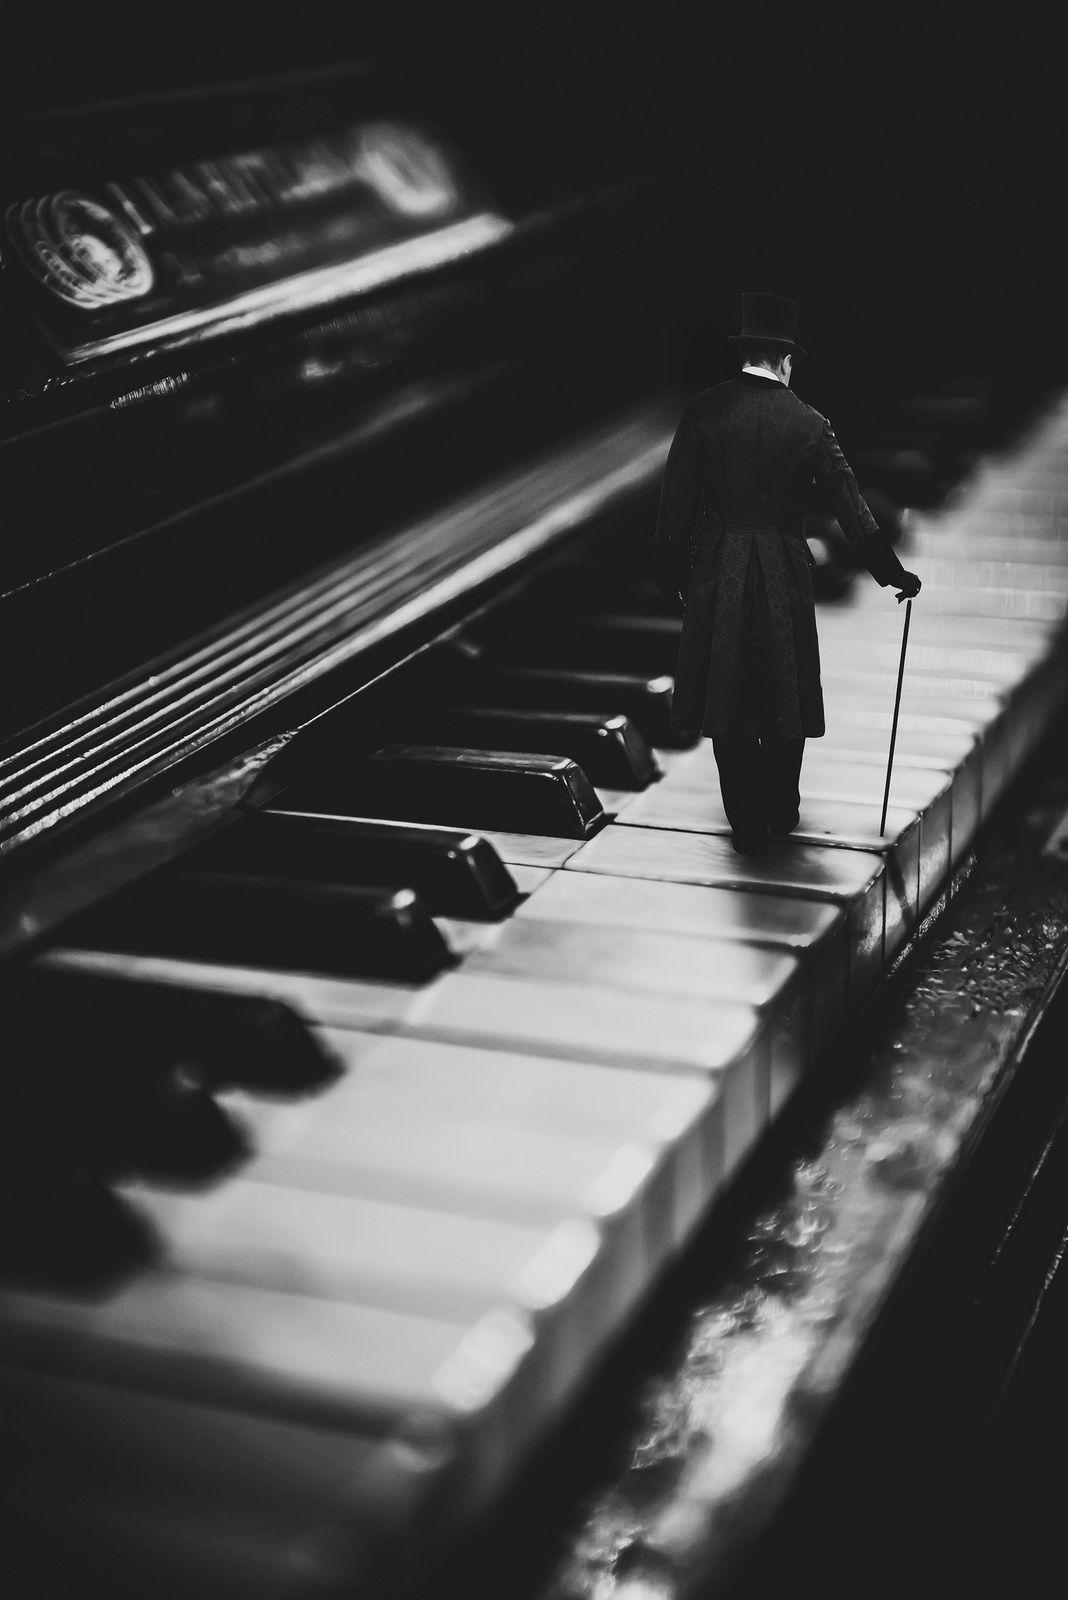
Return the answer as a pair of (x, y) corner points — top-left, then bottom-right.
(727, 292), (807, 357)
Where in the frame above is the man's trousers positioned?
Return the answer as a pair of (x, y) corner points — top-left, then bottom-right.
(711, 733), (805, 847)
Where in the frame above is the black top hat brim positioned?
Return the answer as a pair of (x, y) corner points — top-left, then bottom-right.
(728, 331), (807, 358)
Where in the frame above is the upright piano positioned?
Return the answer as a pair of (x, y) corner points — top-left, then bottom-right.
(3, 59), (1068, 1600)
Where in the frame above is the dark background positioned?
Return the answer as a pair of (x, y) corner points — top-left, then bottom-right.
(3, 3), (1062, 391)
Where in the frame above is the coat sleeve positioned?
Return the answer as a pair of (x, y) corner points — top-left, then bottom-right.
(810, 417), (910, 588)
(653, 403), (703, 598)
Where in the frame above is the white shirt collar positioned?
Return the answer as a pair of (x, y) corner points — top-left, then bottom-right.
(742, 363), (786, 384)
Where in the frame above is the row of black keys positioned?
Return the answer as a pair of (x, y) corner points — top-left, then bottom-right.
(4, 625), (695, 1284)
(57, 617), (706, 976)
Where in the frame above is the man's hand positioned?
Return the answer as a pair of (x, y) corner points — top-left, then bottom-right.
(895, 570), (921, 602)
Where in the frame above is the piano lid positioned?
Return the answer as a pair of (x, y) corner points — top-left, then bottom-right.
(0, 60), (688, 933)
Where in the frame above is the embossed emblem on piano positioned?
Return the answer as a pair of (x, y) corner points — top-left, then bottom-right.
(4, 191), (154, 308)
(4, 115), (509, 362)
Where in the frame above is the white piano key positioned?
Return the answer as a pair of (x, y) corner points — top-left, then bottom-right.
(814, 728), (981, 863)
(822, 691), (997, 738)
(477, 831), (589, 867)
(756, 753), (949, 906)
(594, 785), (644, 818)
(306, 1029), (713, 1152)
(463, 912), (797, 1000)
(33, 944), (759, 1174)
(817, 610), (1060, 652)
(223, 1037), (717, 1305)
(565, 824), (887, 996)
(822, 610), (1066, 773)
(3, 1367), (441, 1597)
(315, 1030), (720, 1250)
(816, 618), (1057, 715)
(845, 581), (1067, 621)
(613, 785), (921, 959)
(514, 870), (849, 1057)
(11, 1495), (359, 1600)
(0, 1279), (540, 1517)
(507, 863), (555, 895)
(260, 1127), (661, 1338)
(912, 525), (1068, 562)
(37, 945), (428, 1032)
(647, 739), (948, 807)
(396, 973), (769, 1174)
(822, 686), (1019, 809)
(971, 492), (1068, 517)
(459, 916), (808, 1105)
(646, 742), (952, 914)
(822, 665), (1005, 707)
(125, 1181), (591, 1322)
(818, 723), (977, 771)
(904, 557), (1068, 593)
(815, 631), (1038, 687)
(122, 1183), (616, 1427)
(655, 717), (978, 777)
(800, 758), (953, 908)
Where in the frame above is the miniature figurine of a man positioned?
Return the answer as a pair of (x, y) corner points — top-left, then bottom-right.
(654, 291), (922, 856)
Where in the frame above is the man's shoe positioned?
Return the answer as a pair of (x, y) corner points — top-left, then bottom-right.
(768, 812), (800, 839)
(731, 830), (768, 857)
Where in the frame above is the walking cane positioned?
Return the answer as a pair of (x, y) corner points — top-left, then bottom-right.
(879, 596), (913, 836)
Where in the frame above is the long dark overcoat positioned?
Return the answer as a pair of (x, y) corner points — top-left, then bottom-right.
(654, 372), (908, 740)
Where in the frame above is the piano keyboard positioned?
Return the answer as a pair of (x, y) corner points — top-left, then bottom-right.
(5, 388), (1068, 1599)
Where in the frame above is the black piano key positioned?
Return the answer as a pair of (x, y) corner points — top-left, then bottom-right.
(110, 1064), (250, 1183)
(286, 745), (607, 839)
(476, 665), (696, 748)
(19, 971), (339, 1094)
(193, 812), (521, 919)
(0, 1175), (157, 1292)
(5, 1024), (247, 1191)
(486, 613), (683, 675)
(416, 707), (661, 788)
(67, 873), (456, 981)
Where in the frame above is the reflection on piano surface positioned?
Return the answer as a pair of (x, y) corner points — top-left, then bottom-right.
(3, 53), (1068, 1600)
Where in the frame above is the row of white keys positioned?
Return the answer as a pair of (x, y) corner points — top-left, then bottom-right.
(616, 796), (916, 959)
(511, 869), (848, 1057)
(815, 609), (1057, 852)
(624, 737), (948, 923)
(557, 824), (887, 995)
(3, 1003), (721, 1536)
(824, 693), (1011, 814)
(1, 1274), (538, 1527)
(847, 571), (1068, 621)
(45, 936), (772, 1149)
(3, 1365), (443, 1598)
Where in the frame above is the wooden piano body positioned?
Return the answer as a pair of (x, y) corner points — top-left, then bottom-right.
(3, 55), (1068, 1600)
